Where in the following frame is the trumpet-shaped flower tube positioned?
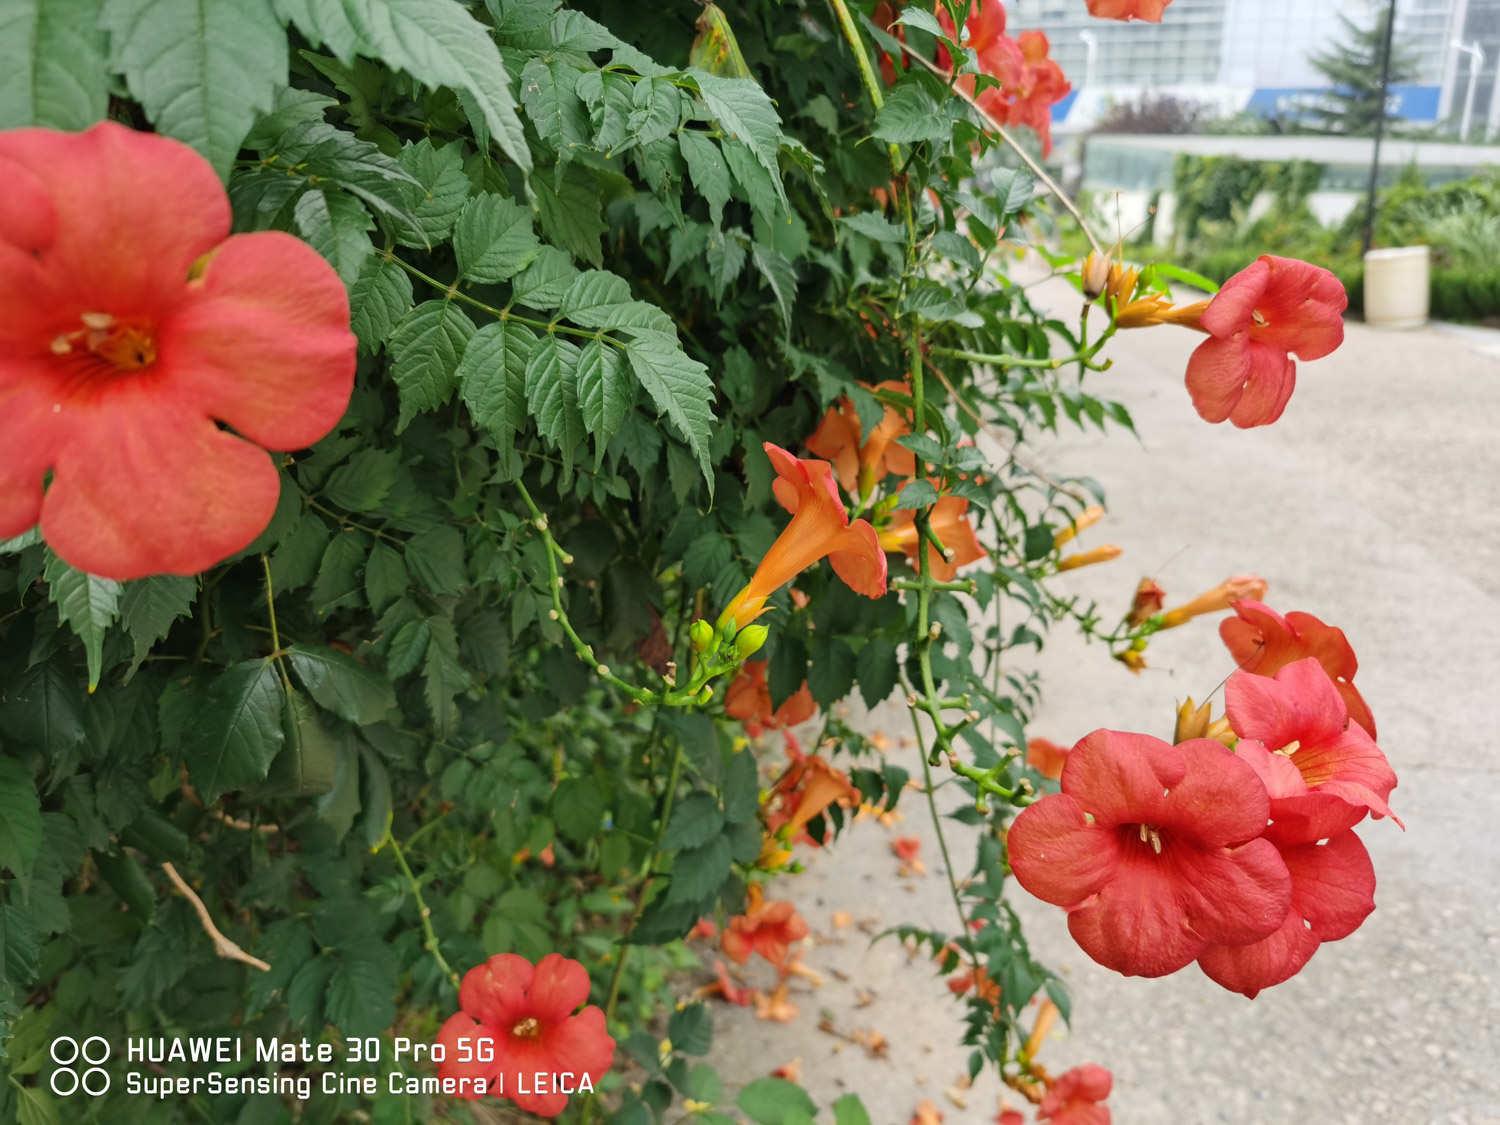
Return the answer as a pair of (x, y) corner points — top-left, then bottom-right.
(718, 444), (886, 630)
(878, 494), (985, 581)
(805, 379), (915, 498)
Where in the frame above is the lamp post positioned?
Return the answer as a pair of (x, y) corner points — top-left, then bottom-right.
(1452, 39), (1486, 141)
(1362, 0), (1399, 257)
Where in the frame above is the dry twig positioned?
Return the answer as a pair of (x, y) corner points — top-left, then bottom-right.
(160, 862), (271, 973)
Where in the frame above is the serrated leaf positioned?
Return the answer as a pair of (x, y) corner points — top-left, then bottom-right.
(0, 0), (109, 130)
(252, 119), (420, 226)
(103, 0), (287, 177)
(665, 836), (731, 903)
(394, 138), (469, 247)
(278, 0), (530, 172)
(525, 335), (586, 458)
(287, 644), (395, 725)
(311, 532), (366, 615)
(272, 689), (339, 796)
(454, 194), (540, 283)
(322, 449), (399, 513)
(737, 1078), (817, 1125)
(43, 554), (120, 692)
(750, 242), (796, 336)
(363, 542), (408, 613)
(667, 1003), (713, 1056)
(459, 321), (535, 444)
(422, 616), (470, 734)
(690, 71), (785, 209)
(807, 635), (855, 706)
(405, 526), (466, 597)
(678, 131), (731, 226)
(183, 660), (285, 802)
(576, 339), (632, 446)
(511, 245), (579, 310)
(120, 575), (197, 673)
(269, 513), (331, 591)
(388, 300), (476, 431)
(293, 188), (373, 284)
(0, 662), (86, 759)
(0, 903), (40, 993)
(533, 164), (607, 267)
(348, 256), (414, 353)
(386, 619), (430, 679)
(623, 334), (716, 492)
(627, 77), (681, 146)
(520, 54), (590, 152)
(0, 760), (42, 882)
(855, 636), (899, 708)
(662, 792), (725, 851)
(874, 82), (950, 144)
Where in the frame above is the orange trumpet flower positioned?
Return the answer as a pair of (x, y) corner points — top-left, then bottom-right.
(1158, 574), (1267, 628)
(725, 660), (816, 737)
(878, 494), (986, 581)
(719, 444), (886, 631)
(806, 379), (916, 500)
(1056, 544), (1122, 572)
(767, 749), (862, 846)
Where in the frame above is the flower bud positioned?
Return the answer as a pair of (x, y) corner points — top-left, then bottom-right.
(1081, 251), (1111, 300)
(689, 618), (714, 653)
(734, 624), (770, 659)
(1127, 577), (1166, 626)
(696, 684), (714, 705)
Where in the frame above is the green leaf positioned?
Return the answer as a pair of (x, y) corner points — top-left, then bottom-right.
(269, 513), (332, 591)
(737, 1078), (817, 1125)
(678, 131), (731, 226)
(394, 138), (469, 248)
(278, 0), (531, 172)
(627, 77), (681, 146)
(311, 532), (366, 615)
(183, 660), (285, 802)
(576, 339), (633, 446)
(750, 243), (796, 336)
(0, 0), (109, 130)
(721, 747), (758, 823)
(665, 836), (731, 903)
(363, 542), (408, 613)
(532, 163), (607, 266)
(831, 1094), (873, 1125)
(322, 449), (399, 513)
(249, 120), (420, 227)
(272, 689), (339, 796)
(520, 54), (590, 152)
(453, 194), (540, 283)
(293, 188), (373, 284)
(119, 576), (197, 673)
(667, 1003), (713, 1056)
(102, 0), (287, 177)
(898, 479), (939, 509)
(552, 777), (605, 843)
(0, 903), (40, 993)
(511, 245), (579, 310)
(385, 619), (430, 679)
(349, 256), (414, 353)
(855, 637), (899, 708)
(357, 745), (392, 848)
(690, 71), (785, 208)
(559, 270), (674, 333)
(525, 335), (586, 458)
(287, 645), (395, 725)
(405, 527), (467, 597)
(44, 553), (121, 692)
(459, 321), (535, 444)
(421, 616), (470, 734)
(0, 662), (86, 759)
(0, 760), (42, 882)
(623, 333), (716, 492)
(662, 793), (724, 851)
(388, 300), (477, 431)
(324, 954), (396, 1038)
(874, 82), (950, 144)
(807, 635), (855, 706)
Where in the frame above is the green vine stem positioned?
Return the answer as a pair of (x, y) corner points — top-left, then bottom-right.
(387, 834), (461, 992)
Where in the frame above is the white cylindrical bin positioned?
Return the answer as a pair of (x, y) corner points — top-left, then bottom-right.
(1363, 246), (1430, 329)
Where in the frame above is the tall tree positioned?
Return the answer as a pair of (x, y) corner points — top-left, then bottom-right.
(1308, 9), (1416, 136)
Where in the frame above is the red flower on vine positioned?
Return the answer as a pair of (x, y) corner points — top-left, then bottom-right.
(766, 748), (861, 846)
(436, 953), (615, 1119)
(878, 493), (985, 581)
(805, 379), (915, 499)
(725, 660), (817, 737)
(1184, 255), (1347, 428)
(1039, 1064), (1113, 1124)
(1220, 599), (1376, 737)
(722, 889), (810, 972)
(936, 0), (1071, 155)
(0, 122), (355, 579)
(719, 444), (886, 629)
(1087, 0), (1172, 21)
(1225, 657), (1400, 838)
(1007, 731), (1291, 978)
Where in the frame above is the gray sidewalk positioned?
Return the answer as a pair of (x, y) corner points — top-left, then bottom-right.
(704, 300), (1500, 1123)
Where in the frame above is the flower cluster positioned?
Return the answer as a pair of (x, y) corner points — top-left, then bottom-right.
(1009, 602), (1398, 997)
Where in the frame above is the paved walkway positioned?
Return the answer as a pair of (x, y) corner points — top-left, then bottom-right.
(705, 296), (1500, 1123)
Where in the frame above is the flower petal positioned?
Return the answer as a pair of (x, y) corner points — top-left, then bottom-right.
(1065, 847), (1202, 977)
(462, 953), (533, 1027)
(0, 122), (228, 320)
(805, 402), (861, 494)
(1168, 835), (1292, 947)
(0, 367), (54, 539)
(1289, 830), (1376, 941)
(1184, 333), (1252, 424)
(39, 389), (280, 579)
(527, 953), (592, 1022)
(1197, 905), (1318, 999)
(541, 1006), (615, 1084)
(1228, 342), (1296, 428)
(1159, 739), (1272, 848)
(1253, 255), (1348, 360)
(1199, 258), (1269, 339)
(1226, 658), (1348, 751)
(1008, 793), (1121, 908)
(435, 1012), (500, 1098)
(826, 519), (888, 598)
(163, 231), (355, 451)
(1059, 730), (1183, 829)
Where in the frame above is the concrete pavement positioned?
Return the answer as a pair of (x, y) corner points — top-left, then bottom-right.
(704, 294), (1500, 1123)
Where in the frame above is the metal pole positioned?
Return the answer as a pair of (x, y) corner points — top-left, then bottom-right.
(1362, 0), (1400, 256)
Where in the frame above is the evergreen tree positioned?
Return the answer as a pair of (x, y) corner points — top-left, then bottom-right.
(1308, 9), (1417, 136)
